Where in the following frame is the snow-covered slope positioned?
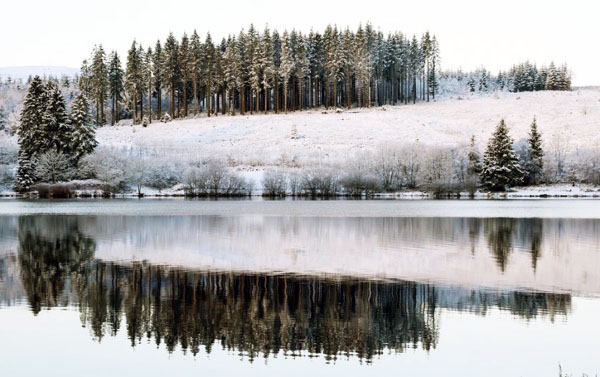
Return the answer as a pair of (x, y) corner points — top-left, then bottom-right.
(0, 66), (78, 81)
(95, 89), (600, 167)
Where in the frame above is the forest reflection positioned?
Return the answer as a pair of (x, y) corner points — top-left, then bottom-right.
(0, 215), (574, 362)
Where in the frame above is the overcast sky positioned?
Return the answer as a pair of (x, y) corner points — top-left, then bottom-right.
(1, 0), (598, 85)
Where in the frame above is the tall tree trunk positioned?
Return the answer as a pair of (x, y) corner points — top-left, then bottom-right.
(148, 85), (152, 123)
(157, 87), (162, 120)
(193, 78), (198, 115)
(183, 81), (188, 118)
(170, 82), (175, 118)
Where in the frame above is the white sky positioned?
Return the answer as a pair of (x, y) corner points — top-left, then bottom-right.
(1, 0), (598, 85)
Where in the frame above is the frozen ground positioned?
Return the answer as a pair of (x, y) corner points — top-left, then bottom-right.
(90, 89), (600, 167)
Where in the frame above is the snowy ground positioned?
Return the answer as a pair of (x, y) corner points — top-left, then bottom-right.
(91, 89), (600, 167)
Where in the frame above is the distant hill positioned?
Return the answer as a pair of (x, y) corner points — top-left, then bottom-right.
(0, 66), (79, 81)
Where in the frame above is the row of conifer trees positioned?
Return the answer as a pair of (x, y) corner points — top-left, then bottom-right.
(79, 24), (441, 125)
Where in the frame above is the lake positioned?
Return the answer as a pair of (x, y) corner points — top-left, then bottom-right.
(0, 199), (598, 376)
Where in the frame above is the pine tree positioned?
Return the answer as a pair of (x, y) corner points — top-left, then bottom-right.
(151, 40), (164, 120)
(163, 33), (180, 118)
(481, 119), (524, 191)
(107, 51), (124, 125)
(144, 47), (153, 123)
(203, 33), (216, 117)
(179, 33), (191, 117)
(69, 93), (97, 162)
(125, 41), (142, 123)
(280, 31), (294, 113)
(223, 36), (238, 115)
(16, 76), (46, 191)
(190, 31), (202, 115)
(91, 45), (108, 126)
(526, 116), (544, 184)
(79, 60), (91, 97)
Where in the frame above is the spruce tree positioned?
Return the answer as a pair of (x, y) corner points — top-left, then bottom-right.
(42, 81), (71, 154)
(91, 45), (108, 126)
(481, 119), (524, 191)
(108, 51), (124, 125)
(280, 31), (294, 113)
(69, 93), (97, 162)
(526, 117), (544, 184)
(163, 33), (180, 118)
(16, 76), (46, 191)
(125, 41), (142, 123)
(153, 40), (164, 119)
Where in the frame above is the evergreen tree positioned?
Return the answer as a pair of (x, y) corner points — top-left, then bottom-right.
(42, 81), (71, 154)
(16, 76), (46, 191)
(144, 47), (153, 123)
(190, 31), (202, 115)
(107, 51), (124, 125)
(91, 45), (108, 126)
(526, 117), (544, 184)
(203, 33), (216, 116)
(69, 93), (97, 162)
(179, 33), (191, 117)
(163, 33), (180, 118)
(481, 119), (524, 191)
(79, 60), (91, 97)
(125, 41), (143, 123)
(279, 31), (294, 113)
(153, 40), (164, 119)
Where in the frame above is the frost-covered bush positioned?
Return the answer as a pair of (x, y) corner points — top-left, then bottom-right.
(340, 169), (381, 196)
(144, 161), (183, 192)
(183, 159), (250, 196)
(300, 168), (340, 197)
(81, 149), (128, 193)
(0, 143), (17, 165)
(288, 170), (301, 196)
(262, 169), (288, 196)
(0, 165), (15, 188)
(569, 148), (600, 185)
(34, 151), (73, 183)
(421, 147), (458, 196)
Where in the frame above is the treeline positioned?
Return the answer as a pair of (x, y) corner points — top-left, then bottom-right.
(79, 24), (441, 125)
(439, 61), (571, 95)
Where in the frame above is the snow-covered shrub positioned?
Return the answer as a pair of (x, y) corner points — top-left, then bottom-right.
(569, 148), (600, 185)
(0, 164), (15, 188)
(262, 169), (288, 196)
(161, 113), (172, 123)
(144, 161), (182, 193)
(371, 146), (402, 191)
(421, 147), (457, 196)
(183, 159), (250, 196)
(340, 169), (381, 196)
(398, 143), (423, 189)
(288, 170), (301, 196)
(80, 149), (128, 194)
(300, 168), (340, 197)
(142, 116), (149, 127)
(34, 151), (73, 183)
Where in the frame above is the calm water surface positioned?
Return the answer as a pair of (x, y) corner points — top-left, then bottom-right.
(0, 199), (599, 376)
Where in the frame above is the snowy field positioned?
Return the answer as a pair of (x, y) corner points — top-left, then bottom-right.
(91, 89), (600, 168)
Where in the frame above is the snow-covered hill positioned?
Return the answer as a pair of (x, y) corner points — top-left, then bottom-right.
(0, 66), (78, 81)
(94, 89), (600, 167)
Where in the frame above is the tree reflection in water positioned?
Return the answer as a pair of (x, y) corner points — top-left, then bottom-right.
(0, 215), (571, 362)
